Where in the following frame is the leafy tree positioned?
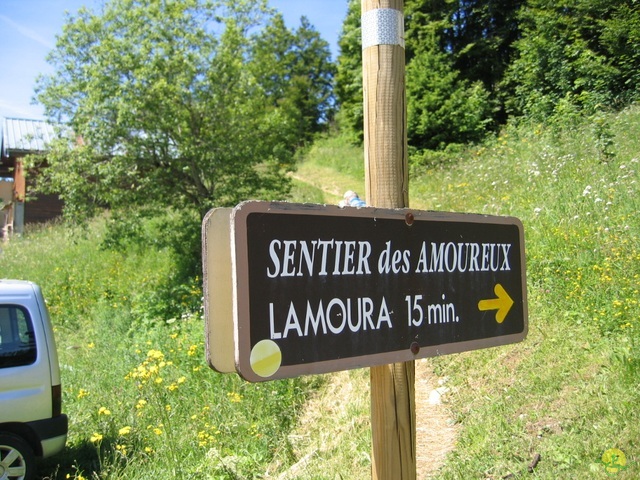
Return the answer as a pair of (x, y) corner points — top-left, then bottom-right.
(251, 14), (335, 146)
(591, 1), (640, 106)
(34, 0), (333, 223)
(505, 0), (639, 119)
(335, 0), (492, 153)
(407, 27), (492, 153)
(405, 0), (523, 124)
(334, 0), (363, 143)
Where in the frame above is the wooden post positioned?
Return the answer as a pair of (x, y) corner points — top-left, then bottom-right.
(362, 0), (408, 210)
(12, 159), (26, 234)
(13, 160), (26, 202)
(361, 1), (415, 479)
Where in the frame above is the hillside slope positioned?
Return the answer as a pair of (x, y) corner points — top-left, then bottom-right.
(284, 106), (640, 479)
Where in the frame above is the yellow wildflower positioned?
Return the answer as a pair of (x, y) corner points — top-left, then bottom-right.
(147, 349), (164, 360)
(227, 392), (242, 403)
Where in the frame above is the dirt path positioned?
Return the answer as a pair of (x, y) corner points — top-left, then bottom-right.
(269, 361), (459, 479)
(415, 360), (459, 478)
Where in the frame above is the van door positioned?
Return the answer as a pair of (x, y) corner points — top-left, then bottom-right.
(0, 304), (53, 423)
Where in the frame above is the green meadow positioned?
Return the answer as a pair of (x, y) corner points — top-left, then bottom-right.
(2, 105), (639, 478)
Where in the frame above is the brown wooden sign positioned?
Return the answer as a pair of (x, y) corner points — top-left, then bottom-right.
(203, 201), (528, 382)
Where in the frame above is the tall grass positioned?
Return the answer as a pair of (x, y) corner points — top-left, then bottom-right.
(285, 106), (640, 479)
(410, 107), (640, 478)
(1, 216), (320, 479)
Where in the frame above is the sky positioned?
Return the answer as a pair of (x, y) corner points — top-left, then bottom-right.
(0, 0), (349, 120)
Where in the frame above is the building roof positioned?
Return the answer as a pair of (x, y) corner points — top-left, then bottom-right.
(1, 117), (56, 157)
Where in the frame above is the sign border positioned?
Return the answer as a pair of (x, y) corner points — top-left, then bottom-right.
(231, 201), (528, 382)
(202, 208), (236, 373)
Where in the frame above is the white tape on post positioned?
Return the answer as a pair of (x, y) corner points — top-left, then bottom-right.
(361, 8), (405, 49)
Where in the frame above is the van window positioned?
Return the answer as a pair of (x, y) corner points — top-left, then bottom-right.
(0, 305), (37, 368)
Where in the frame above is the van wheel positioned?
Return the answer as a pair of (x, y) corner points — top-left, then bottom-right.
(0, 433), (35, 480)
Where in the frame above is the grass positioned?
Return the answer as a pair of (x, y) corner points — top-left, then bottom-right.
(289, 133), (365, 205)
(1, 218), (320, 479)
(421, 108), (640, 479)
(1, 104), (639, 479)
(286, 106), (640, 479)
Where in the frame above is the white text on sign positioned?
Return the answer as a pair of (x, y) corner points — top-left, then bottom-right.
(266, 239), (513, 278)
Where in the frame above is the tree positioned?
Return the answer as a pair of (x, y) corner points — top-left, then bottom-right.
(405, 0), (523, 124)
(335, 0), (492, 153)
(334, 0), (363, 143)
(34, 0), (333, 223)
(505, 0), (639, 119)
(407, 27), (492, 152)
(251, 14), (335, 146)
(599, 2), (640, 102)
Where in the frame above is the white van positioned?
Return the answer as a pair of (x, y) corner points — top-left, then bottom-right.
(0, 280), (68, 480)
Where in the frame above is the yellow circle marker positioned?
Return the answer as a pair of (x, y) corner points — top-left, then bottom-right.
(601, 448), (628, 474)
(250, 340), (282, 378)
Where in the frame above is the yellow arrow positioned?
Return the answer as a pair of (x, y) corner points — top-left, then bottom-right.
(478, 284), (514, 324)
